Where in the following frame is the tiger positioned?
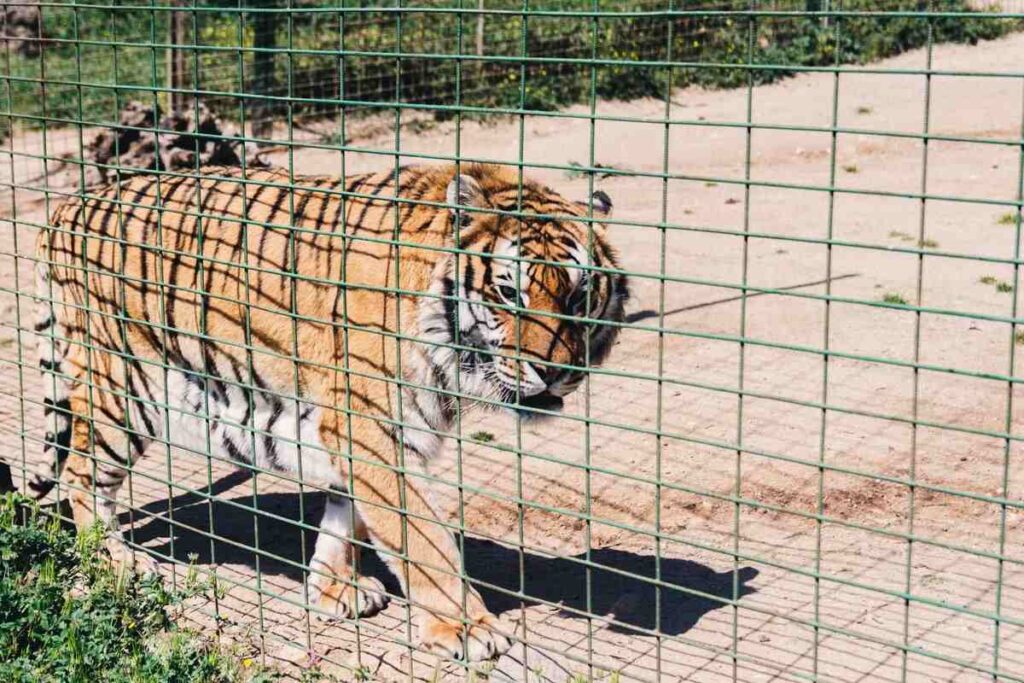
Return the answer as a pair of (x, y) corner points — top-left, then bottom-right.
(22, 162), (627, 661)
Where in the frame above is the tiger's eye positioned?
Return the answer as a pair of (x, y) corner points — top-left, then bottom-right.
(497, 284), (522, 307)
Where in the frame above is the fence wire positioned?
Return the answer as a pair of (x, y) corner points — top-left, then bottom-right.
(1, 1), (1024, 681)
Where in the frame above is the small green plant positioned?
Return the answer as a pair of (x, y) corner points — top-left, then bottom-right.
(704, 181), (718, 187)
(470, 431), (495, 444)
(0, 494), (257, 682)
(979, 276), (1014, 292)
(842, 164), (859, 174)
(882, 292), (908, 305)
(919, 238), (939, 249)
(889, 230), (914, 241)
(1015, 330), (1024, 346)
(856, 105), (873, 115)
(997, 212), (1019, 226)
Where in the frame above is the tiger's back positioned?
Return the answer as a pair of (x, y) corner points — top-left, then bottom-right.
(30, 165), (456, 501)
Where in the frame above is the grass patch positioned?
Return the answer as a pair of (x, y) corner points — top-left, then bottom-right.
(882, 292), (908, 305)
(842, 164), (859, 174)
(1015, 330), (1024, 346)
(885, 232), (938, 249)
(3, 1), (1017, 128)
(0, 494), (263, 682)
(470, 431), (495, 444)
(997, 212), (1020, 226)
(855, 105), (873, 115)
(980, 275), (1014, 292)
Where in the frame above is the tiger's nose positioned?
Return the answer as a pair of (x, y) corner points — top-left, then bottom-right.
(517, 362), (549, 396)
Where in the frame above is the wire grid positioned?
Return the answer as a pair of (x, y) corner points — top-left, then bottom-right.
(1, 1), (1024, 681)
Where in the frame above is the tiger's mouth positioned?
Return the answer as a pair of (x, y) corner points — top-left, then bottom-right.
(509, 390), (564, 416)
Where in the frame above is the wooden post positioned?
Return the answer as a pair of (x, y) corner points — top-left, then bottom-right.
(167, 2), (188, 112)
(251, 0), (277, 141)
(476, 0), (484, 58)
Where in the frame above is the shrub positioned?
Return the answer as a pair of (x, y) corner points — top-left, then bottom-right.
(4, 1), (1020, 128)
(0, 494), (255, 682)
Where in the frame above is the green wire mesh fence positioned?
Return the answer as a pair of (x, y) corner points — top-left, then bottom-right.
(1, 0), (1024, 681)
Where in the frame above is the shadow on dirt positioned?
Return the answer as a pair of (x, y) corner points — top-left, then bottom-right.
(126, 472), (758, 637)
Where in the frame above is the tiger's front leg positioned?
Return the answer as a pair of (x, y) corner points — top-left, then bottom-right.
(308, 493), (389, 620)
(319, 411), (512, 662)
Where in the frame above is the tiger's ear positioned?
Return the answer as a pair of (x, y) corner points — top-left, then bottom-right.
(445, 174), (485, 222)
(577, 190), (613, 220)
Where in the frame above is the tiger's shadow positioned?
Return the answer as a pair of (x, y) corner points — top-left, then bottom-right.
(124, 471), (758, 636)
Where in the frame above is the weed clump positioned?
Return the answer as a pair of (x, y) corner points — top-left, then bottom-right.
(0, 495), (254, 682)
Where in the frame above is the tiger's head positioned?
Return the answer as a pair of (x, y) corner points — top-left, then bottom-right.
(418, 164), (628, 418)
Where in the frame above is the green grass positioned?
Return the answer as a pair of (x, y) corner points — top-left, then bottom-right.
(470, 431), (495, 444)
(979, 275), (1014, 292)
(2, 0), (1016, 130)
(997, 212), (1020, 226)
(842, 164), (860, 174)
(888, 230), (937, 248)
(0, 494), (266, 683)
(1015, 330), (1024, 346)
(882, 292), (908, 305)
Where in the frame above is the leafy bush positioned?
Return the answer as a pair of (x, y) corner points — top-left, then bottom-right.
(0, 494), (253, 683)
(2, 0), (1020, 128)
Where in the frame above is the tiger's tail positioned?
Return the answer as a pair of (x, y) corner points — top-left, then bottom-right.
(28, 229), (73, 500)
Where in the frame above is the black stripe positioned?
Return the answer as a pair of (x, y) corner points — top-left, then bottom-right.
(260, 397), (285, 468)
(441, 276), (458, 341)
(95, 436), (130, 465)
(43, 396), (71, 415)
(222, 434), (247, 463)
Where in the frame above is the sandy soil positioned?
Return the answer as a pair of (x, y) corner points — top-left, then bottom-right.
(2, 30), (1024, 683)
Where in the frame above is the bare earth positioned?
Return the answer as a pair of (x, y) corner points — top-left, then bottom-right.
(2, 31), (1024, 683)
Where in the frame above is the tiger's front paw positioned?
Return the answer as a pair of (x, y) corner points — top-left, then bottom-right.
(419, 612), (513, 662)
(311, 575), (389, 620)
(106, 540), (159, 577)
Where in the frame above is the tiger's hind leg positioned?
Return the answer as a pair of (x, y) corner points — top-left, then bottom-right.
(309, 493), (390, 620)
(63, 366), (157, 575)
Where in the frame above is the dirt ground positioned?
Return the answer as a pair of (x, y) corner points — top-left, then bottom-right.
(2, 30), (1024, 683)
